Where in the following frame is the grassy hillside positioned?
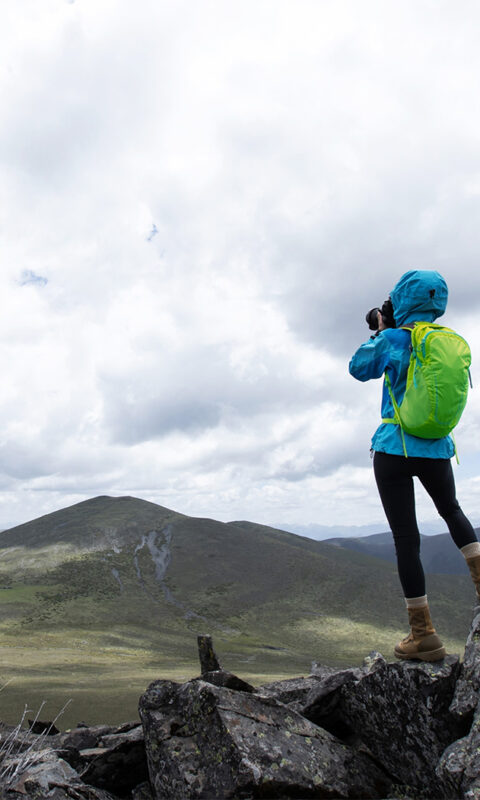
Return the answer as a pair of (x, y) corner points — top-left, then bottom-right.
(0, 496), (474, 728)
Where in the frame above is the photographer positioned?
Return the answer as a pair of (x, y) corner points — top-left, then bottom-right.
(349, 269), (480, 661)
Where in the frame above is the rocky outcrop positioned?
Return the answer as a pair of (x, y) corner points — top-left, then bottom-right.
(139, 675), (391, 799)
(0, 720), (148, 800)
(61, 722), (147, 796)
(6, 624), (480, 799)
(137, 632), (479, 799)
(0, 747), (119, 799)
(437, 606), (480, 799)
(295, 653), (462, 793)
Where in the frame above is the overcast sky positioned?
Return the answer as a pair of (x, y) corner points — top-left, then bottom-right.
(1, 0), (480, 532)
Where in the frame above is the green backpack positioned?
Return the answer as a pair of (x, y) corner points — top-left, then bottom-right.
(383, 322), (472, 457)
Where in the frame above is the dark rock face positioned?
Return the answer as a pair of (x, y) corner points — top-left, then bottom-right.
(300, 663), (371, 741)
(197, 634), (221, 673)
(450, 607), (480, 721)
(131, 782), (154, 800)
(137, 632), (480, 800)
(300, 653), (468, 799)
(74, 723), (147, 796)
(0, 720), (148, 800)
(299, 652), (462, 795)
(28, 719), (61, 736)
(437, 607), (480, 799)
(338, 656), (461, 796)
(196, 669), (256, 693)
(0, 749), (119, 800)
(139, 678), (392, 799)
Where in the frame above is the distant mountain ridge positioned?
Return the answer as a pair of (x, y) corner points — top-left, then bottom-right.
(276, 522), (389, 540)
(325, 529), (480, 575)
(281, 519), (480, 540)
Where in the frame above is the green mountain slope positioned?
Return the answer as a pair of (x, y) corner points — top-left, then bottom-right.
(0, 496), (474, 727)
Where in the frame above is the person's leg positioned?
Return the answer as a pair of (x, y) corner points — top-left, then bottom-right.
(373, 452), (425, 598)
(373, 452), (445, 661)
(415, 457), (477, 547)
(415, 458), (480, 599)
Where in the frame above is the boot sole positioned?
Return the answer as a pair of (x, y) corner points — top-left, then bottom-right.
(394, 646), (446, 662)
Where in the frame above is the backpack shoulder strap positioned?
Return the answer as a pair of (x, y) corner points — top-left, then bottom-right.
(383, 372), (408, 457)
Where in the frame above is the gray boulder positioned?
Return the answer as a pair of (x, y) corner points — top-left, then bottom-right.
(78, 724), (147, 796)
(300, 662), (376, 742)
(59, 723), (114, 752)
(257, 674), (328, 708)
(336, 655), (461, 797)
(139, 677), (392, 799)
(55, 721), (148, 797)
(271, 648), (462, 794)
(450, 609), (480, 720)
(0, 748), (119, 799)
(0, 719), (148, 799)
(437, 609), (480, 798)
(267, 652), (385, 742)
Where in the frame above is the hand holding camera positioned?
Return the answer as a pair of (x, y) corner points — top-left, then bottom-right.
(365, 298), (395, 331)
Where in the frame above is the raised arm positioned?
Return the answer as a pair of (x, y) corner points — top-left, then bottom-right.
(349, 330), (391, 382)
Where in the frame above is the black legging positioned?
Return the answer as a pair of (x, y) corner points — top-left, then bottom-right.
(373, 451), (477, 598)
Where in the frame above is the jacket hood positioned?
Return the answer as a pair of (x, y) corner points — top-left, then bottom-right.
(390, 270), (448, 327)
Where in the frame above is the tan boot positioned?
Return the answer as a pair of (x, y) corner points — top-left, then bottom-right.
(466, 555), (480, 602)
(394, 604), (446, 662)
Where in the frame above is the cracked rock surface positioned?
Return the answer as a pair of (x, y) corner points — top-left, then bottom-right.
(138, 628), (480, 800)
(139, 678), (391, 799)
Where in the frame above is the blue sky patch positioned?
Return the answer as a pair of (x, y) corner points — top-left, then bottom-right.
(19, 270), (48, 287)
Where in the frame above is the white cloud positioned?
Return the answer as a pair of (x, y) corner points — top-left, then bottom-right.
(0, 0), (480, 531)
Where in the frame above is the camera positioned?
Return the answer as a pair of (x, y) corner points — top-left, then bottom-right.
(365, 298), (396, 331)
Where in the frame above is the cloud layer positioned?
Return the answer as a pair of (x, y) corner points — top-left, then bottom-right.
(1, 0), (480, 530)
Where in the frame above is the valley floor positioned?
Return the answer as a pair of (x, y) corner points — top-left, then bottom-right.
(0, 620), (469, 729)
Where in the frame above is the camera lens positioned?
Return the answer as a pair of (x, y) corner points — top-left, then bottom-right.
(366, 307), (380, 330)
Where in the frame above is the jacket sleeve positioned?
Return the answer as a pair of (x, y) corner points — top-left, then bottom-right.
(349, 332), (392, 382)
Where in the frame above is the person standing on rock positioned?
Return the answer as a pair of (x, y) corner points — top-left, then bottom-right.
(349, 270), (480, 662)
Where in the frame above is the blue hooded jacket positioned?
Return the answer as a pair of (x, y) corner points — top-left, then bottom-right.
(349, 270), (455, 458)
